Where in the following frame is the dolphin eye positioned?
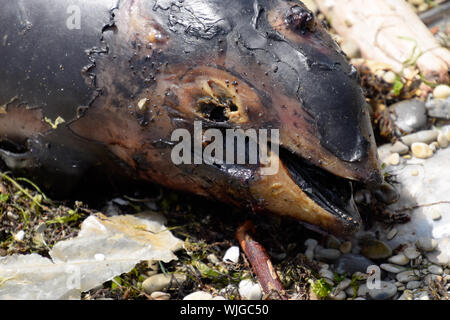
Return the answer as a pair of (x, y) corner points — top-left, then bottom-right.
(284, 5), (315, 33)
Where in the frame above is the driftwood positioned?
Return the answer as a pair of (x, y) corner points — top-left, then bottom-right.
(236, 221), (288, 299)
(314, 0), (450, 83)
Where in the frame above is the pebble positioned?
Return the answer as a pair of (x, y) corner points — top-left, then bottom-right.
(360, 240), (392, 259)
(390, 100), (427, 134)
(386, 153), (400, 166)
(368, 281), (398, 300)
(238, 280), (263, 300)
(357, 283), (369, 297)
(335, 254), (375, 275)
(437, 132), (449, 148)
(326, 235), (341, 250)
(319, 268), (335, 281)
(223, 246), (240, 263)
(428, 265), (443, 275)
(401, 130), (439, 146)
(207, 254), (220, 265)
(382, 71), (396, 84)
(183, 291), (213, 300)
(425, 97), (450, 119)
(433, 85), (450, 100)
(411, 142), (433, 159)
(304, 238), (318, 260)
(396, 270), (420, 283)
(150, 291), (171, 300)
(336, 278), (352, 292)
(142, 273), (187, 294)
(380, 263), (407, 274)
(403, 247), (421, 259)
(416, 238), (438, 252)
(328, 290), (347, 300)
(397, 290), (413, 300)
(339, 241), (352, 254)
(315, 248), (341, 262)
(416, 291), (430, 300)
(430, 209), (441, 221)
(212, 296), (227, 300)
(341, 39), (360, 59)
(406, 281), (421, 290)
(14, 230), (25, 241)
(372, 183), (399, 205)
(386, 228), (398, 240)
(388, 253), (410, 266)
(390, 141), (409, 155)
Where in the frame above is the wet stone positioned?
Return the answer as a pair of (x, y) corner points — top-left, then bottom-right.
(390, 100), (427, 134)
(368, 281), (397, 300)
(426, 97), (450, 119)
(315, 248), (341, 262)
(335, 254), (375, 275)
(360, 240), (392, 259)
(396, 270), (420, 283)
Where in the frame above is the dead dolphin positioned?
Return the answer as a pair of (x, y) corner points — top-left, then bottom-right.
(0, 0), (382, 236)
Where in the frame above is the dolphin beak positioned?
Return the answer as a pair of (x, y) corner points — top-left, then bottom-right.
(249, 149), (363, 236)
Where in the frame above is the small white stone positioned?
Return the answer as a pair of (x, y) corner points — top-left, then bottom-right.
(388, 254), (410, 266)
(319, 268), (335, 280)
(380, 263), (406, 274)
(382, 71), (397, 84)
(386, 228), (398, 240)
(411, 169), (419, 176)
(14, 230), (25, 241)
(329, 290), (346, 300)
(238, 280), (262, 300)
(223, 246), (240, 263)
(433, 85), (450, 100)
(411, 142), (433, 159)
(416, 238), (438, 252)
(404, 247), (421, 259)
(390, 141), (409, 155)
(150, 291), (170, 300)
(212, 296), (227, 300)
(207, 254), (220, 265)
(416, 291), (430, 300)
(142, 273), (186, 294)
(386, 153), (400, 166)
(437, 132), (449, 148)
(430, 209), (441, 221)
(428, 265), (443, 275)
(183, 291), (213, 300)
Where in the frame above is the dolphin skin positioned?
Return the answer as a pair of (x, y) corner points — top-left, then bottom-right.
(0, 0), (382, 236)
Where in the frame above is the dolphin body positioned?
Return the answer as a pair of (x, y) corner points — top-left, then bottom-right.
(0, 0), (382, 235)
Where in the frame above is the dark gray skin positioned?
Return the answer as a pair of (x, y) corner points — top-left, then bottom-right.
(0, 0), (382, 236)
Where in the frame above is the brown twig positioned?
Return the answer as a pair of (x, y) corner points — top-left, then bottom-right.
(236, 220), (287, 300)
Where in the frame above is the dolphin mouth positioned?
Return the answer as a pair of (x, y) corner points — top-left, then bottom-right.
(280, 147), (361, 227)
(249, 146), (362, 236)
